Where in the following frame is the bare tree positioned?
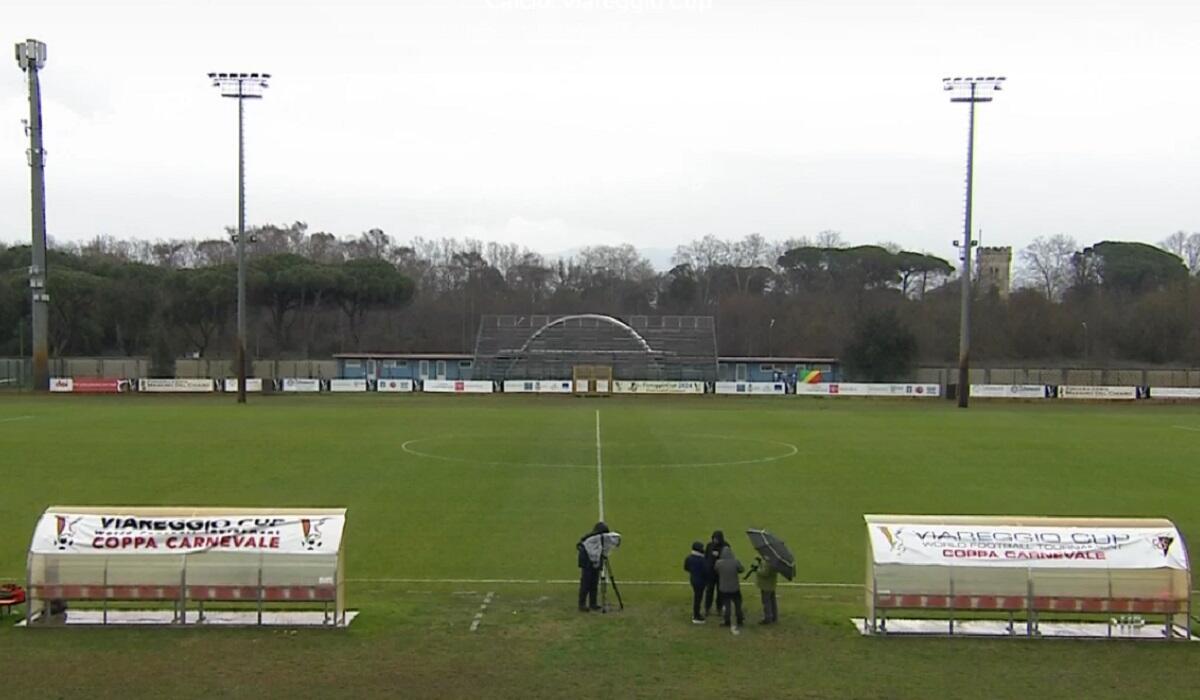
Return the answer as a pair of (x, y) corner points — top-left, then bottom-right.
(815, 230), (846, 248)
(1161, 231), (1200, 274)
(1017, 234), (1077, 301)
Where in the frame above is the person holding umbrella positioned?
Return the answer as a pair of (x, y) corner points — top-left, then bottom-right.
(745, 528), (796, 624)
(748, 556), (778, 624)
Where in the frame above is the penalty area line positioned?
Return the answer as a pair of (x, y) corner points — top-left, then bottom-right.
(0, 415), (34, 424)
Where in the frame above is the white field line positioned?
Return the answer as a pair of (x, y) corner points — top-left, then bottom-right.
(595, 409), (605, 522)
(1173, 426), (1200, 432)
(0, 415), (34, 424)
(469, 590), (495, 632)
(347, 577), (861, 589)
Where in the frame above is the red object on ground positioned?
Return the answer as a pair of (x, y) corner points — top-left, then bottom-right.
(0, 584), (26, 615)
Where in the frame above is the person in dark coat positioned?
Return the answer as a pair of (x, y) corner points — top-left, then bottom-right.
(683, 540), (708, 623)
(714, 545), (745, 630)
(577, 521), (609, 611)
(702, 530), (728, 617)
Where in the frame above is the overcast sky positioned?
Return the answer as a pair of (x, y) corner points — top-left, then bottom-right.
(3, 0), (1198, 267)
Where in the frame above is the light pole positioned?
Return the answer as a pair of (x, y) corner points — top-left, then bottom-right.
(1081, 321), (1088, 364)
(768, 318), (776, 357)
(208, 72), (270, 404)
(944, 76), (1005, 408)
(16, 39), (49, 391)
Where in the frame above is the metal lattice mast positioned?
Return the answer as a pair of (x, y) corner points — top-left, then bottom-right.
(944, 76), (1005, 408)
(208, 72), (270, 404)
(16, 39), (49, 391)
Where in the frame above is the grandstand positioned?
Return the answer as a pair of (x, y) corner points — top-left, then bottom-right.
(472, 314), (718, 381)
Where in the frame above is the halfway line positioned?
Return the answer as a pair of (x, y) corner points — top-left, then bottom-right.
(595, 409), (605, 522)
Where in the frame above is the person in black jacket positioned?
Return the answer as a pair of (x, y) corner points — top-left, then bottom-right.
(683, 540), (708, 623)
(577, 521), (609, 612)
(702, 530), (728, 617)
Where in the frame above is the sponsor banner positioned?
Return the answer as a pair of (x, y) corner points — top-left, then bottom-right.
(714, 382), (787, 395)
(139, 378), (214, 393)
(282, 378), (322, 393)
(376, 379), (414, 393)
(597, 379), (610, 393)
(73, 378), (128, 394)
(31, 510), (345, 556)
(612, 380), (705, 395)
(970, 384), (1048, 399)
(503, 380), (573, 394)
(1149, 387), (1200, 400)
(795, 383), (940, 397)
(223, 378), (264, 393)
(574, 379), (589, 393)
(50, 377), (73, 392)
(423, 379), (494, 394)
(1058, 385), (1137, 400)
(329, 379), (367, 393)
(869, 522), (1188, 570)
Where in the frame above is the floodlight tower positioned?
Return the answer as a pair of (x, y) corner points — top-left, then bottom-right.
(15, 39), (49, 392)
(208, 72), (270, 404)
(944, 76), (1005, 408)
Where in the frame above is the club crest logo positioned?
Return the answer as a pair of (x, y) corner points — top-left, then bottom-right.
(55, 515), (82, 550)
(1153, 535), (1174, 557)
(878, 526), (905, 554)
(300, 518), (325, 550)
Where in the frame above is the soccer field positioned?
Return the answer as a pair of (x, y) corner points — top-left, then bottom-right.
(2, 394), (1200, 698)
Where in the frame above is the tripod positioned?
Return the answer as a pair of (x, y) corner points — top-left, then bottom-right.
(599, 554), (624, 612)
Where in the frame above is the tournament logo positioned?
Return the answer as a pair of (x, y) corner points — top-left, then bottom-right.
(54, 515), (82, 550)
(878, 526), (905, 554)
(300, 518), (325, 550)
(1153, 535), (1174, 557)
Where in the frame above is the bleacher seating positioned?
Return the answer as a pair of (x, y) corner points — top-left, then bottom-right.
(474, 314), (718, 381)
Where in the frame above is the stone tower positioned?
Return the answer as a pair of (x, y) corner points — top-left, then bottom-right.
(976, 246), (1012, 299)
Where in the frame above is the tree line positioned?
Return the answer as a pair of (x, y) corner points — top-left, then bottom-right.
(1, 223), (1198, 377)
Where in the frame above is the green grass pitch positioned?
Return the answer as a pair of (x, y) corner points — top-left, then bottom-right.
(2, 394), (1200, 698)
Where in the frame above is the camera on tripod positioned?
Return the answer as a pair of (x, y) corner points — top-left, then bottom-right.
(581, 531), (623, 611)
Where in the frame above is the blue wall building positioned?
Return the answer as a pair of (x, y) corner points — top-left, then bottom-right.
(716, 356), (839, 384)
(334, 353), (476, 382)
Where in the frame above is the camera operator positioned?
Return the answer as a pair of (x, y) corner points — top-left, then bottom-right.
(577, 521), (609, 612)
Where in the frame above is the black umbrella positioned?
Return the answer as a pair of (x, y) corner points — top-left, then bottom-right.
(746, 528), (796, 581)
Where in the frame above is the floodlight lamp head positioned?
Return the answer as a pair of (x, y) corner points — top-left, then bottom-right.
(14, 38), (47, 71)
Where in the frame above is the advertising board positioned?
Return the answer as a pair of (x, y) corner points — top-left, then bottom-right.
(969, 384), (1048, 399)
(31, 509), (346, 556)
(423, 379), (494, 393)
(376, 379), (414, 393)
(612, 381), (705, 395)
(868, 520), (1188, 570)
(222, 378), (264, 392)
(1058, 385), (1137, 400)
(714, 382), (787, 395)
(281, 378), (322, 393)
(329, 379), (367, 392)
(1149, 387), (1200, 399)
(138, 378), (214, 393)
(503, 380), (574, 393)
(795, 383), (940, 397)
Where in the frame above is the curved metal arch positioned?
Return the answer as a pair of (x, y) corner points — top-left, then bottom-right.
(514, 314), (654, 355)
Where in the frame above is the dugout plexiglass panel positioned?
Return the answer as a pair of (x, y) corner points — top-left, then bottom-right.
(864, 514), (1192, 638)
(25, 507), (347, 627)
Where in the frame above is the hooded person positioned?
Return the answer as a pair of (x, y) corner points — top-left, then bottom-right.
(702, 530), (728, 617)
(576, 521), (609, 612)
(683, 540), (708, 623)
(713, 545), (745, 630)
